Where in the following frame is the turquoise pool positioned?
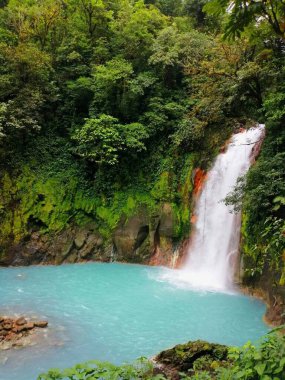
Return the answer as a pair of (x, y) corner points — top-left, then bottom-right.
(0, 263), (268, 380)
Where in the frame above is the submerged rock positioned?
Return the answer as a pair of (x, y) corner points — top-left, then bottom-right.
(34, 321), (48, 328)
(15, 317), (27, 326)
(0, 316), (48, 350)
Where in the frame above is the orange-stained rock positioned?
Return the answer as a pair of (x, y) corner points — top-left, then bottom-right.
(0, 316), (49, 351)
(12, 325), (25, 333)
(24, 322), (34, 330)
(193, 168), (207, 196)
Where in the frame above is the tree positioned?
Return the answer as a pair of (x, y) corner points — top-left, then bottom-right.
(75, 0), (113, 43)
(204, 0), (285, 39)
(91, 57), (134, 119)
(149, 0), (183, 17)
(90, 57), (157, 121)
(2, 0), (65, 50)
(183, 0), (208, 27)
(110, 0), (167, 66)
(72, 114), (148, 166)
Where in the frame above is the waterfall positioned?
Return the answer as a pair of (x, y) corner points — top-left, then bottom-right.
(159, 125), (265, 292)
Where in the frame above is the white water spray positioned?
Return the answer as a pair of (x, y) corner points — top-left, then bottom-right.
(158, 125), (265, 292)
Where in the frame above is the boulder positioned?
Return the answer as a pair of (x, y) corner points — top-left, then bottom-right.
(24, 322), (34, 330)
(113, 210), (151, 262)
(155, 340), (229, 378)
(34, 321), (48, 328)
(56, 240), (74, 264)
(15, 317), (27, 326)
(74, 230), (88, 250)
(79, 234), (102, 259)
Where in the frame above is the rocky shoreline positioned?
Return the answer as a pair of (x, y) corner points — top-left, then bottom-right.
(0, 316), (48, 350)
(240, 285), (285, 327)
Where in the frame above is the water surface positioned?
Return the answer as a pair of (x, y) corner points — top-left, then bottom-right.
(0, 263), (268, 380)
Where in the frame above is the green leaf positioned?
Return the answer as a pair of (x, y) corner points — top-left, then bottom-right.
(255, 362), (266, 376)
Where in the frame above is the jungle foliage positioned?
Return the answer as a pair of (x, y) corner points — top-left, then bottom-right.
(38, 329), (285, 379)
(0, 0), (284, 377)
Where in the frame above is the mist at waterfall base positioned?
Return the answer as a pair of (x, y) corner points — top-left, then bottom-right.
(158, 125), (265, 292)
(0, 263), (268, 380)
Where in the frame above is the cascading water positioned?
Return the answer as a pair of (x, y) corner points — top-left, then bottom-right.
(159, 125), (265, 292)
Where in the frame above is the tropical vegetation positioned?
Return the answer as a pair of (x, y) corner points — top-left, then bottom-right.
(0, 0), (284, 377)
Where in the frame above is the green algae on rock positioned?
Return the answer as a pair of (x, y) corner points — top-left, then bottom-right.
(155, 340), (230, 378)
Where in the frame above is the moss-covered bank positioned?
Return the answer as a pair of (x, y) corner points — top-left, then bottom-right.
(0, 115), (233, 266)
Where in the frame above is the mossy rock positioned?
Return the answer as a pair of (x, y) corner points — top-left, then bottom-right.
(155, 340), (229, 374)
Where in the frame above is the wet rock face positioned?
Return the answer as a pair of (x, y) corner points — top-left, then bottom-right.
(155, 340), (229, 379)
(113, 208), (155, 263)
(4, 225), (111, 266)
(113, 203), (184, 266)
(0, 316), (48, 350)
(1, 202), (186, 267)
